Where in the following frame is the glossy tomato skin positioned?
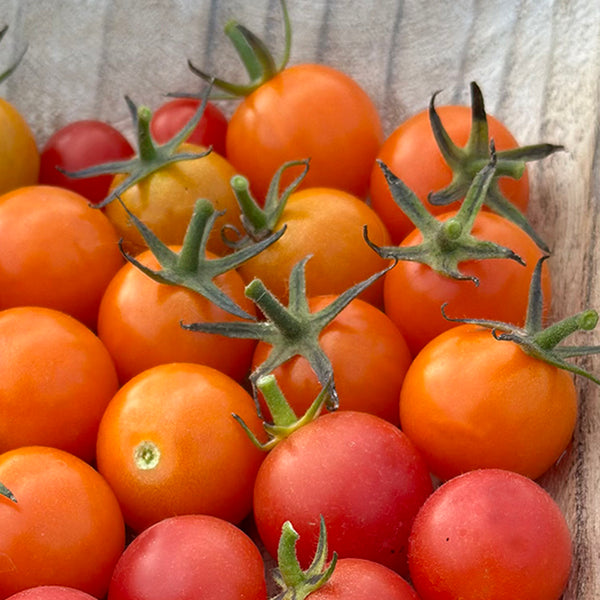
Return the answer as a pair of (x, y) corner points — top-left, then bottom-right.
(0, 185), (123, 330)
(0, 446), (125, 600)
(307, 558), (420, 600)
(104, 142), (242, 256)
(96, 363), (266, 533)
(253, 295), (412, 424)
(39, 120), (135, 205)
(383, 210), (551, 356)
(0, 306), (118, 463)
(226, 64), (383, 201)
(97, 246), (257, 384)
(369, 105), (529, 244)
(5, 587), (97, 600)
(399, 323), (577, 481)
(150, 97), (228, 156)
(253, 411), (433, 577)
(238, 187), (392, 307)
(0, 98), (39, 195)
(408, 469), (572, 600)
(108, 515), (267, 600)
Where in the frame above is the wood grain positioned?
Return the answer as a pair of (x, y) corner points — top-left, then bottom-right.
(2, 1), (600, 597)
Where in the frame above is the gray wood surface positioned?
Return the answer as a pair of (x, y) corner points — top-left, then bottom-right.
(2, 1), (599, 598)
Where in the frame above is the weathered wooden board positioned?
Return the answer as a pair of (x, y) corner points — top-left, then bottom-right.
(1, 1), (599, 598)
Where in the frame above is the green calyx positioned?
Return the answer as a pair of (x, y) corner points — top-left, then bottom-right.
(427, 81), (561, 252)
(271, 516), (337, 600)
(223, 159), (310, 248)
(0, 25), (27, 84)
(0, 480), (17, 504)
(366, 148), (525, 285)
(233, 374), (331, 451)
(182, 255), (395, 409)
(187, 0), (291, 98)
(117, 196), (285, 320)
(442, 255), (600, 384)
(59, 88), (214, 208)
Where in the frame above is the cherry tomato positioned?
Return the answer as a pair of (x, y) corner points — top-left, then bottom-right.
(252, 294), (412, 424)
(382, 210), (551, 355)
(150, 97), (228, 156)
(0, 446), (125, 599)
(0, 185), (123, 330)
(399, 323), (577, 481)
(97, 246), (257, 384)
(237, 187), (392, 307)
(108, 514), (267, 600)
(96, 362), (266, 532)
(370, 105), (528, 244)
(253, 411), (433, 577)
(38, 120), (135, 205)
(104, 143), (242, 256)
(408, 469), (572, 600)
(0, 97), (39, 195)
(0, 306), (118, 463)
(308, 558), (420, 600)
(5, 587), (97, 600)
(226, 64), (383, 201)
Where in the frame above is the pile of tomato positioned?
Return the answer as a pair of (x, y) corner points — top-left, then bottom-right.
(0, 4), (593, 600)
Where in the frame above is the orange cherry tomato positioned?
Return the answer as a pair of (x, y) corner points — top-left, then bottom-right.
(0, 185), (123, 330)
(226, 64), (383, 202)
(0, 98), (39, 195)
(399, 323), (577, 481)
(382, 210), (551, 356)
(370, 105), (528, 244)
(97, 246), (257, 384)
(252, 295), (412, 425)
(0, 446), (125, 599)
(0, 306), (118, 463)
(237, 187), (391, 307)
(104, 143), (242, 256)
(95, 362), (266, 533)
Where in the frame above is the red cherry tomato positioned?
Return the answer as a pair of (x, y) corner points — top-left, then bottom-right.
(408, 469), (572, 600)
(5, 587), (97, 600)
(38, 120), (134, 205)
(149, 97), (228, 156)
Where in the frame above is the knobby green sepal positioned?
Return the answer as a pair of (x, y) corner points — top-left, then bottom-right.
(427, 81), (560, 252)
(0, 481), (17, 503)
(366, 150), (525, 285)
(0, 25), (27, 84)
(271, 516), (337, 600)
(59, 87), (214, 208)
(442, 255), (600, 384)
(118, 196), (285, 320)
(182, 255), (396, 408)
(187, 0), (292, 99)
(233, 374), (331, 451)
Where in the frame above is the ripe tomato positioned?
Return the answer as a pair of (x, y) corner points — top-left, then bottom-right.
(306, 558), (420, 600)
(38, 120), (135, 205)
(0, 306), (118, 463)
(0, 446), (125, 599)
(253, 411), (433, 577)
(0, 185), (123, 330)
(97, 245), (257, 384)
(236, 187), (391, 307)
(399, 323), (577, 481)
(252, 294), (412, 424)
(104, 142), (242, 256)
(108, 515), (267, 600)
(370, 103), (528, 244)
(150, 97), (228, 156)
(0, 97), (39, 195)
(5, 587), (97, 600)
(408, 469), (572, 600)
(96, 362), (266, 532)
(382, 210), (551, 355)
(226, 64), (383, 201)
